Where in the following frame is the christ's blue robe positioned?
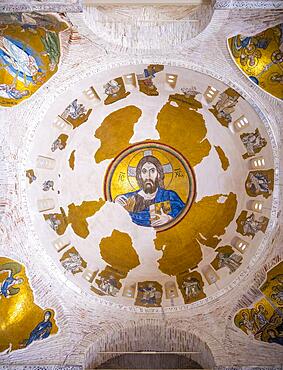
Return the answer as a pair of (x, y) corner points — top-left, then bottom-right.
(122, 187), (185, 227)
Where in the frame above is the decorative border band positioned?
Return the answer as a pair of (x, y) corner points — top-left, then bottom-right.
(0, 1), (82, 13)
(215, 1), (283, 9)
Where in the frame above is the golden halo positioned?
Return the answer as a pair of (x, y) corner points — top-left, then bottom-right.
(104, 141), (196, 232)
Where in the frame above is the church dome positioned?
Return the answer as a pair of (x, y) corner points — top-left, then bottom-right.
(24, 64), (277, 311)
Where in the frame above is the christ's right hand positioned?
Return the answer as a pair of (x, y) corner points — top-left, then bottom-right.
(114, 195), (128, 207)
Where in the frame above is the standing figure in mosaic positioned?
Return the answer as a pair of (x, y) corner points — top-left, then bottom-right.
(214, 92), (238, 123)
(61, 253), (83, 274)
(254, 304), (269, 329)
(217, 252), (242, 274)
(270, 274), (283, 306)
(239, 311), (256, 335)
(139, 283), (160, 305)
(46, 214), (61, 231)
(246, 172), (271, 195)
(182, 277), (201, 299)
(99, 275), (119, 296)
(42, 180), (54, 191)
(241, 214), (265, 237)
(104, 80), (121, 97)
(241, 129), (267, 157)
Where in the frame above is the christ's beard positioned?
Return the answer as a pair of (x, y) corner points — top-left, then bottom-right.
(143, 179), (158, 194)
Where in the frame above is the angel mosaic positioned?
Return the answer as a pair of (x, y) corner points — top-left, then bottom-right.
(0, 262), (24, 299)
(240, 129), (267, 159)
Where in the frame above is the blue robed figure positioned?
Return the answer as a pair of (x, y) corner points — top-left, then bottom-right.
(25, 311), (52, 347)
(115, 155), (185, 228)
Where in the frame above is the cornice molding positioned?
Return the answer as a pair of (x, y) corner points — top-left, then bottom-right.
(0, 367), (82, 370)
(0, 1), (82, 13)
(215, 1), (283, 9)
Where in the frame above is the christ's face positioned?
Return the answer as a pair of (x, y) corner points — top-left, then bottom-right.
(140, 162), (158, 194)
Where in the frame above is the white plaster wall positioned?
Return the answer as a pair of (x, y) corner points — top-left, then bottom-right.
(0, 5), (282, 368)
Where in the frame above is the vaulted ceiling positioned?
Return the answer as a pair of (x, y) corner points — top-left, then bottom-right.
(0, 1), (282, 369)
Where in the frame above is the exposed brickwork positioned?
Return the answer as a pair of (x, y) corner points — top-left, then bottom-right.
(0, 5), (282, 369)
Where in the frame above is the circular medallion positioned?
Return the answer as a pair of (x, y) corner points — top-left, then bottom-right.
(104, 142), (196, 231)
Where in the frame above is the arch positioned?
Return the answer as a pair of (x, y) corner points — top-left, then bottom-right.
(83, 321), (216, 369)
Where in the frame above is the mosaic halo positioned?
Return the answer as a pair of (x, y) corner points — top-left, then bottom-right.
(104, 141), (196, 232)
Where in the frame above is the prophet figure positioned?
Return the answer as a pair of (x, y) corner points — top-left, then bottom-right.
(61, 253), (83, 274)
(104, 80), (120, 97)
(61, 99), (86, 120)
(42, 180), (54, 191)
(51, 137), (65, 152)
(246, 172), (271, 195)
(241, 214), (265, 237)
(182, 277), (201, 299)
(241, 130), (266, 156)
(217, 252), (242, 274)
(139, 283), (160, 305)
(214, 92), (238, 123)
(98, 275), (119, 296)
(114, 155), (185, 227)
